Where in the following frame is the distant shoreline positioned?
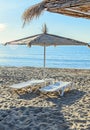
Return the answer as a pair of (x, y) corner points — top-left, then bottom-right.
(0, 66), (90, 70)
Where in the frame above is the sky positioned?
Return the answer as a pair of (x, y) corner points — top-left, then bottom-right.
(0, 0), (90, 43)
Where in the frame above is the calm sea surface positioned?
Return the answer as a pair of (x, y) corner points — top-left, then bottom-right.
(0, 45), (90, 69)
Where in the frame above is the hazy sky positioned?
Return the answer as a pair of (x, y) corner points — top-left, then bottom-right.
(0, 0), (90, 43)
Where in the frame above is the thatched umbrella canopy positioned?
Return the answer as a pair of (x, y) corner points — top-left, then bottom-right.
(22, 0), (90, 24)
(5, 24), (89, 46)
(5, 33), (89, 47)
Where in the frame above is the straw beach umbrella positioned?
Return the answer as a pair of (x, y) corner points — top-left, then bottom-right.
(5, 25), (90, 79)
(22, 0), (90, 25)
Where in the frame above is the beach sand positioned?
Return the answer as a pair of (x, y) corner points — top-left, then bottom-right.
(0, 67), (90, 130)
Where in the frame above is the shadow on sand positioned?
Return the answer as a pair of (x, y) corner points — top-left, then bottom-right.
(0, 89), (86, 130)
(19, 88), (85, 106)
(45, 89), (86, 107)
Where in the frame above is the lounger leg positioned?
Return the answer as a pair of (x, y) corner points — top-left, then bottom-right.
(61, 89), (64, 96)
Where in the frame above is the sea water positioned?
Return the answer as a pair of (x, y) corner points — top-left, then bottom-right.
(0, 45), (90, 69)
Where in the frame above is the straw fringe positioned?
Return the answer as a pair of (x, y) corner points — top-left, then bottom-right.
(22, 2), (45, 26)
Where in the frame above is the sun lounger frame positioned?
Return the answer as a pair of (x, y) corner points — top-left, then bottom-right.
(39, 81), (72, 96)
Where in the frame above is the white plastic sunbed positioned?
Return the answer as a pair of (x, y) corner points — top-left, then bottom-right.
(10, 80), (44, 89)
(39, 81), (72, 96)
(9, 78), (54, 90)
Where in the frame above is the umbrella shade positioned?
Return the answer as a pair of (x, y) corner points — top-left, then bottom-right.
(5, 33), (88, 46)
(5, 33), (89, 79)
(22, 0), (90, 24)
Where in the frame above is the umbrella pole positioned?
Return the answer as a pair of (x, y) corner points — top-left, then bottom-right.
(43, 44), (46, 81)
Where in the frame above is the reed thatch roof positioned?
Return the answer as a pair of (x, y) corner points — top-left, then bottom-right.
(5, 33), (89, 47)
(22, 0), (90, 24)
